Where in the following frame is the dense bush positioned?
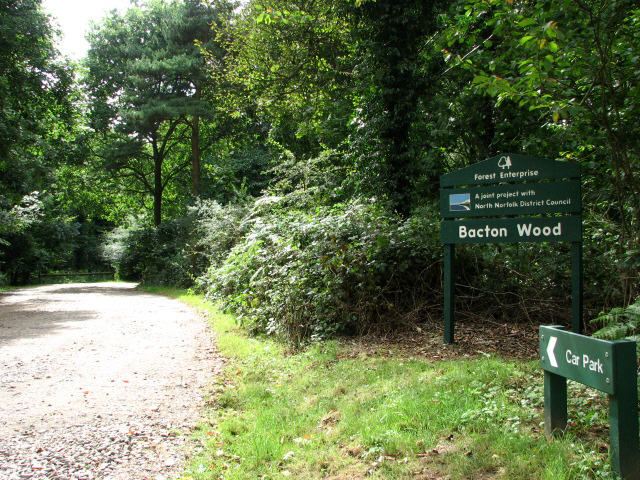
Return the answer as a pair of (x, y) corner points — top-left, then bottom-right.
(103, 216), (194, 286)
(97, 191), (628, 346)
(198, 199), (443, 345)
(101, 193), (631, 347)
(0, 192), (107, 285)
(102, 199), (248, 287)
(188, 199), (249, 272)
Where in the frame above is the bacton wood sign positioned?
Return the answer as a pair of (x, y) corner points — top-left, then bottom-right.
(440, 181), (581, 219)
(440, 216), (582, 244)
(440, 154), (582, 343)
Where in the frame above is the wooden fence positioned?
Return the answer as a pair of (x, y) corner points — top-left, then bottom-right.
(37, 271), (115, 283)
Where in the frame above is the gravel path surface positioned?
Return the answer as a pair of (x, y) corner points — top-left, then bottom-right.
(0, 283), (222, 480)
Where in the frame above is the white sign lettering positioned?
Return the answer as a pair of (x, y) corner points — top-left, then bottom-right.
(517, 222), (562, 238)
(547, 336), (558, 368)
(458, 225), (508, 239)
(564, 349), (605, 374)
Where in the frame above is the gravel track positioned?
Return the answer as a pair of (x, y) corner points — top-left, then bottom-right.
(0, 283), (222, 480)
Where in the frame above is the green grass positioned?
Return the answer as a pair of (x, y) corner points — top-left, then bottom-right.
(144, 288), (618, 480)
(0, 284), (25, 292)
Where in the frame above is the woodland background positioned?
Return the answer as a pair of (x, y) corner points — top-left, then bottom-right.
(2, 0), (639, 345)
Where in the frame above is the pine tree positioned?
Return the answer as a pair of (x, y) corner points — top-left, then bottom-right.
(86, 0), (233, 225)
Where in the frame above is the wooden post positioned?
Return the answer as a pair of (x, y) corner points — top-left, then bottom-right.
(544, 370), (567, 436)
(609, 341), (639, 479)
(444, 243), (455, 344)
(571, 241), (583, 333)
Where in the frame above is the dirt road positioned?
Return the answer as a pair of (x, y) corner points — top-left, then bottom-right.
(0, 283), (222, 480)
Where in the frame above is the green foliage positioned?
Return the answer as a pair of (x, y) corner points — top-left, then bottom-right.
(85, 0), (235, 226)
(0, 0), (74, 206)
(591, 301), (640, 353)
(4, 0), (639, 346)
(189, 198), (250, 272)
(348, 0), (452, 215)
(445, 0), (640, 298)
(103, 216), (194, 286)
(200, 143), (272, 204)
(0, 192), (107, 285)
(215, 0), (354, 159)
(0, 1), (118, 286)
(102, 199), (248, 287)
(200, 199), (442, 345)
(591, 301), (640, 399)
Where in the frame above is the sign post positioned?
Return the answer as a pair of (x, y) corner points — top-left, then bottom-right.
(571, 242), (583, 333)
(443, 244), (455, 344)
(540, 326), (639, 479)
(440, 154), (582, 343)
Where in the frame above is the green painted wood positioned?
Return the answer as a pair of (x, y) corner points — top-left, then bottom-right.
(441, 180), (581, 218)
(440, 216), (582, 244)
(544, 370), (567, 437)
(443, 243), (455, 344)
(440, 153), (582, 346)
(440, 153), (580, 187)
(539, 326), (615, 394)
(609, 340), (639, 480)
(571, 242), (583, 333)
(541, 328), (639, 479)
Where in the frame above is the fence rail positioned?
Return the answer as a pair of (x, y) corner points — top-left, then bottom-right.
(38, 271), (115, 282)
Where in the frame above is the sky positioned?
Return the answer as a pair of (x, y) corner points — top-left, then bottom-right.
(42, 0), (133, 61)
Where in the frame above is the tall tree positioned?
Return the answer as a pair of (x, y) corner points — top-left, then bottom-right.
(0, 0), (92, 284)
(215, 0), (355, 155)
(85, 0), (233, 225)
(350, 0), (452, 216)
(0, 0), (73, 208)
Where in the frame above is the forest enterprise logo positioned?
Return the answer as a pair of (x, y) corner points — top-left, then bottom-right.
(449, 193), (471, 211)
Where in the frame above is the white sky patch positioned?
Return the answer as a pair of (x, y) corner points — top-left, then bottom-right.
(42, 0), (133, 61)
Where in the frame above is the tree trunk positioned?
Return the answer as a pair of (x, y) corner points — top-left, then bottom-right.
(191, 85), (201, 197)
(152, 137), (163, 227)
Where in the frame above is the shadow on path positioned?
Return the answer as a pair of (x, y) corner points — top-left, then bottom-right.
(0, 283), (139, 345)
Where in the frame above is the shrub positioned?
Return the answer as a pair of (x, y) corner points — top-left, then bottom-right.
(188, 199), (249, 274)
(0, 192), (92, 285)
(102, 216), (195, 286)
(102, 200), (248, 287)
(199, 199), (442, 346)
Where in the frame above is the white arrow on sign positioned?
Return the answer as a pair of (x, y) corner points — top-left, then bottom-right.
(546, 336), (558, 368)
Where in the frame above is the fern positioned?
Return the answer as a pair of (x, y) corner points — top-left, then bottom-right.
(591, 302), (640, 357)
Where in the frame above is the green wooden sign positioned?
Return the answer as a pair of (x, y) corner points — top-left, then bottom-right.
(440, 153), (583, 344)
(441, 180), (581, 218)
(540, 326), (639, 480)
(441, 216), (582, 244)
(539, 326), (615, 394)
(440, 153), (580, 187)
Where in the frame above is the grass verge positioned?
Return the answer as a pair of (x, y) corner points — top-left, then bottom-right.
(143, 287), (618, 480)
